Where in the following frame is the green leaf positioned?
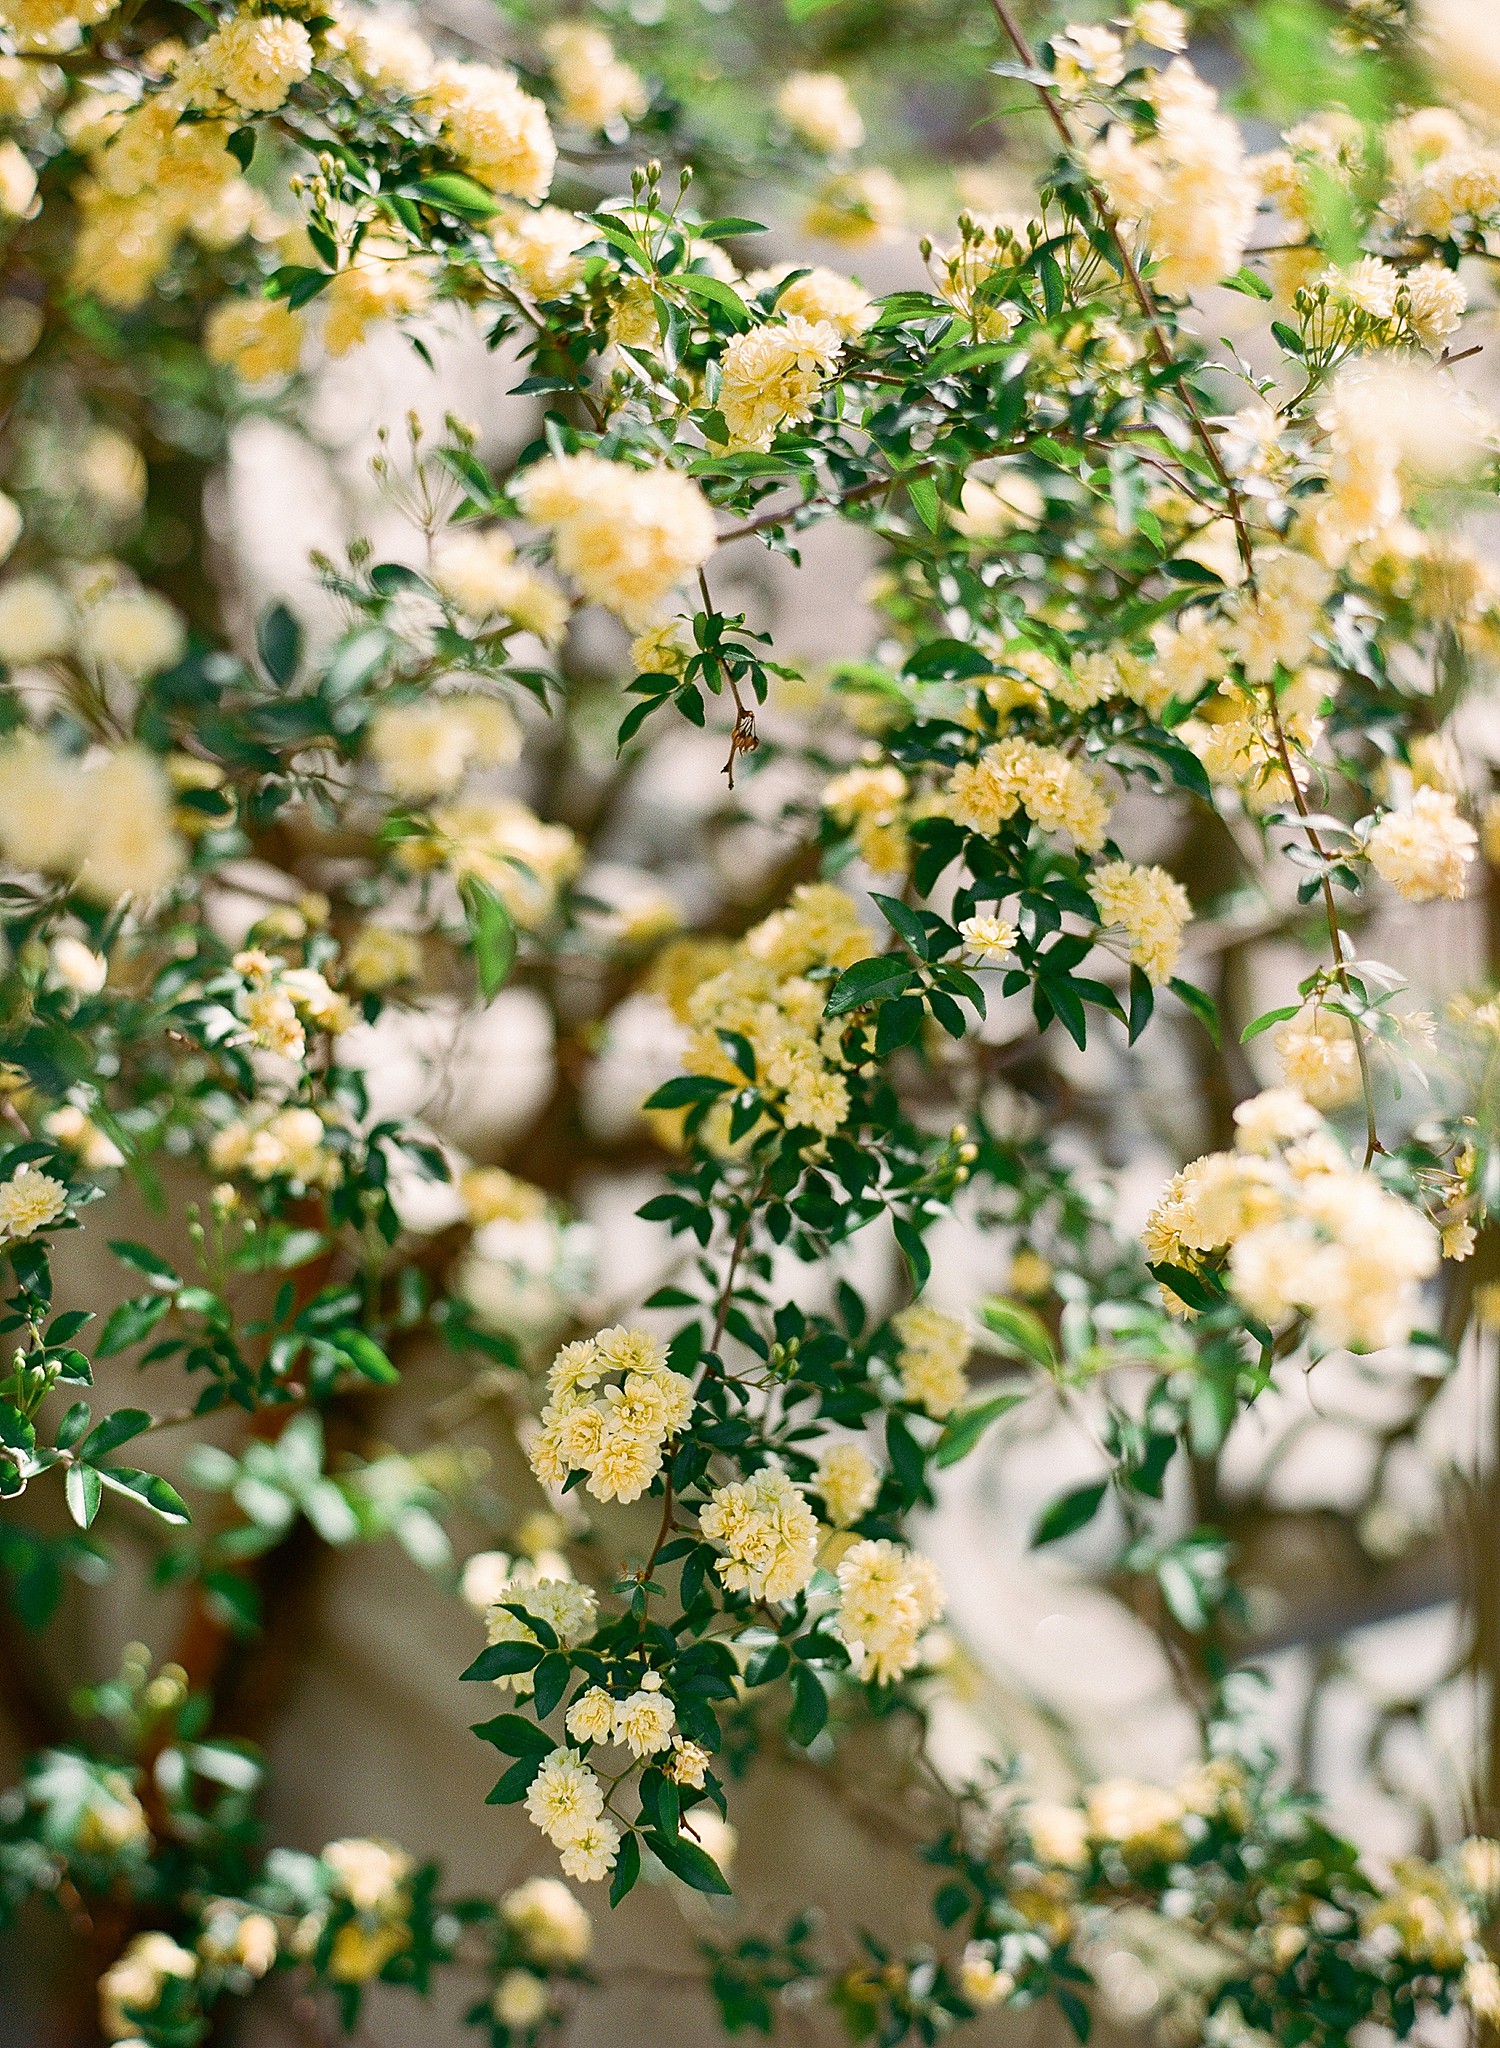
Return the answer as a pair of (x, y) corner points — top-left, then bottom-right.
(98, 1293), (172, 1357)
(648, 1827), (732, 1893)
(892, 1214), (930, 1292)
(334, 1330), (400, 1385)
(824, 955), (915, 1017)
(108, 1239), (180, 1285)
(1222, 265), (1273, 300)
(96, 1466), (190, 1524)
(674, 272), (751, 328)
(64, 1462), (101, 1528)
(609, 1828), (643, 1904)
(461, 1640), (544, 1682)
(643, 1075), (731, 1110)
(977, 1297), (1056, 1370)
(487, 1754), (546, 1804)
(257, 603), (301, 686)
(788, 1661), (829, 1745)
(934, 1391), (1026, 1467)
(471, 1713), (556, 1757)
(906, 475), (940, 532)
(870, 892), (930, 960)
(532, 1652), (570, 1719)
(1032, 1479), (1107, 1548)
(1240, 1002), (1300, 1044)
(1169, 977), (1221, 1046)
(413, 172), (501, 220)
(460, 876), (517, 1000)
(78, 1408), (152, 1460)
(694, 218), (768, 241)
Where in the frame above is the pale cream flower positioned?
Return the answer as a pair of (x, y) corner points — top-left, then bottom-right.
(717, 316), (842, 452)
(834, 1537), (944, 1683)
(323, 1837), (412, 1913)
(322, 257), (432, 356)
(346, 923), (421, 992)
(814, 1440), (880, 1526)
(0, 573), (71, 663)
(1089, 859), (1191, 984)
(0, 1164), (68, 1240)
(524, 1750), (605, 1844)
(893, 1301), (971, 1418)
(1366, 788), (1476, 901)
(187, 14), (313, 114)
(802, 167), (904, 245)
(700, 1466), (820, 1602)
(556, 1816), (620, 1882)
(501, 1875), (592, 1964)
(776, 70), (863, 153)
(99, 1931), (197, 2040)
(514, 453), (716, 628)
(419, 61), (556, 200)
(544, 23), (645, 130)
(493, 1971), (551, 2028)
(78, 588), (185, 677)
(746, 262), (875, 339)
(613, 1688), (676, 1757)
(205, 298), (302, 383)
(490, 204), (593, 299)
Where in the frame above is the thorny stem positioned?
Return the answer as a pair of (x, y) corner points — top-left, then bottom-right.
(985, 0), (1383, 1164)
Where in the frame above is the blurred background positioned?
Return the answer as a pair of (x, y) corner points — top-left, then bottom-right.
(3, 0), (1499, 2041)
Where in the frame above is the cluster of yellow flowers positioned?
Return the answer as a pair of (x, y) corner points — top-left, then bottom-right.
(1088, 859), (1192, 984)
(821, 761), (910, 876)
(700, 1466), (821, 1603)
(775, 70), (864, 154)
(565, 1671), (676, 1758)
(403, 795), (579, 928)
(523, 1749), (620, 1882)
(1143, 1086), (1439, 1349)
(892, 1302), (972, 1418)
(364, 694), (523, 801)
(717, 315), (843, 452)
(428, 527), (570, 643)
(833, 1537), (944, 1684)
(232, 949), (355, 1060)
(1364, 787), (1477, 902)
(543, 22), (645, 132)
(208, 1103), (341, 1188)
(513, 453), (717, 628)
(0, 732), (184, 901)
(1086, 45), (1256, 295)
(744, 262), (875, 340)
(667, 883), (872, 1144)
(1271, 1005), (1362, 1111)
(319, 1836), (413, 1982)
(947, 737), (1111, 854)
(480, 1561), (598, 1698)
(419, 59), (555, 201)
(527, 1325), (695, 1505)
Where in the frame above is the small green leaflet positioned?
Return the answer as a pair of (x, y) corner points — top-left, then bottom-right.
(934, 1392), (1027, 1468)
(460, 875), (517, 999)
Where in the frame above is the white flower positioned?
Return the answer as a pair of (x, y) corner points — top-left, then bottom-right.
(776, 71), (863, 153)
(1366, 788), (1476, 902)
(500, 1875), (592, 1964)
(0, 1164), (68, 1240)
(493, 1970), (552, 2028)
(523, 1750), (605, 1845)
